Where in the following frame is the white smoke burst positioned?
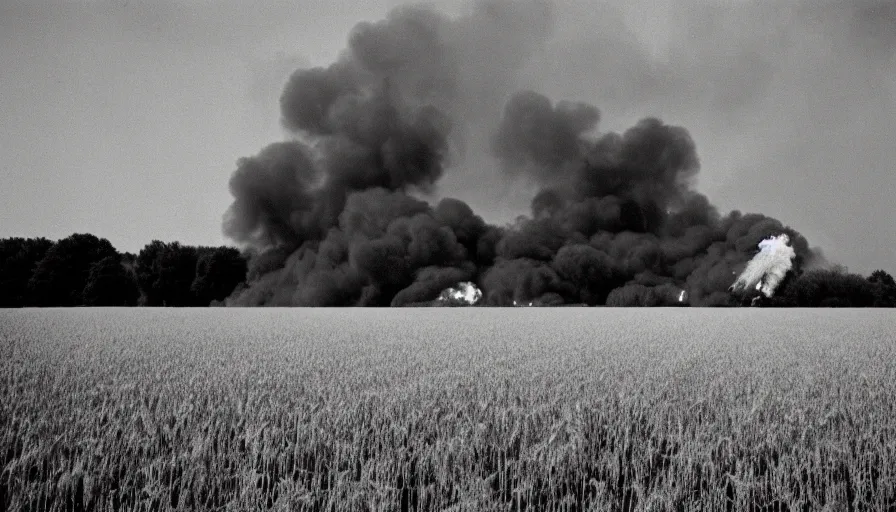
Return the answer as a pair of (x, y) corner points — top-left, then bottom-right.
(438, 282), (482, 305)
(729, 234), (796, 298)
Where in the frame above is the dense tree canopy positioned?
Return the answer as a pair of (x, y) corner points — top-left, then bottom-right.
(28, 234), (119, 306)
(150, 243), (200, 306)
(0, 235), (247, 307)
(0, 237), (53, 307)
(191, 247), (249, 306)
(868, 270), (896, 307)
(767, 268), (878, 307)
(136, 241), (249, 306)
(83, 255), (141, 306)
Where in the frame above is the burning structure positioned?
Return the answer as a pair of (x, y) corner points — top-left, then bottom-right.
(222, 1), (819, 308)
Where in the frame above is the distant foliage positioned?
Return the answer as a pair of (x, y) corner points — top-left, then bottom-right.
(136, 241), (248, 306)
(135, 240), (167, 305)
(27, 233), (119, 306)
(155, 243), (200, 307)
(83, 255), (140, 306)
(191, 247), (249, 306)
(0, 237), (53, 307)
(868, 270), (896, 307)
(0, 235), (246, 307)
(770, 268), (877, 307)
(0, 233), (892, 307)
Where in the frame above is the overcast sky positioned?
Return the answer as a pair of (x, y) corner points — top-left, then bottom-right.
(1, 0), (894, 273)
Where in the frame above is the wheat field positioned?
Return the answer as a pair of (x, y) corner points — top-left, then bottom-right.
(2, 308), (895, 511)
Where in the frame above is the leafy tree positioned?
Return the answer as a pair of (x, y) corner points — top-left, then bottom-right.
(868, 269), (896, 307)
(191, 247), (247, 306)
(121, 252), (137, 269)
(136, 241), (200, 306)
(158, 244), (200, 306)
(780, 268), (876, 307)
(0, 237), (54, 307)
(136, 241), (167, 305)
(28, 234), (118, 306)
(83, 256), (140, 306)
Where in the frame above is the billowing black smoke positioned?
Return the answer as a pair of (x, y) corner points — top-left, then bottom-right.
(224, 0), (819, 307)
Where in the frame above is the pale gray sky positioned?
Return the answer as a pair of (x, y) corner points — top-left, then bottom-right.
(2, 0), (894, 273)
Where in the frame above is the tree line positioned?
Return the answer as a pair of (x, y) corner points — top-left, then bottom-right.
(1, 233), (895, 307)
(0, 234), (246, 307)
(755, 267), (896, 308)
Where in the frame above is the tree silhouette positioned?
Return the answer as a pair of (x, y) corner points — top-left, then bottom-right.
(83, 255), (140, 306)
(136, 241), (200, 306)
(780, 268), (876, 307)
(191, 247), (247, 306)
(0, 237), (54, 307)
(136, 242), (246, 306)
(868, 269), (896, 307)
(135, 241), (167, 305)
(28, 234), (118, 306)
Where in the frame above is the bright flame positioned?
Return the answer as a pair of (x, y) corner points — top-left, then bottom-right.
(729, 234), (796, 298)
(678, 290), (686, 302)
(438, 282), (482, 305)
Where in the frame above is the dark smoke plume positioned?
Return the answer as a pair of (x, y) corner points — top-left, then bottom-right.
(223, 0), (822, 307)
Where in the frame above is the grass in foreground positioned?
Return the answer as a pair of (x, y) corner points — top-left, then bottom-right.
(2, 308), (895, 511)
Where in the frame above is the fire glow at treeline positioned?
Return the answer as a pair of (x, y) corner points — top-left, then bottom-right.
(219, 1), (893, 308)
